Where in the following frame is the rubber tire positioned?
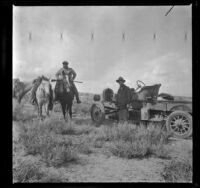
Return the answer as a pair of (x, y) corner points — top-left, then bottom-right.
(166, 110), (192, 139)
(90, 102), (105, 127)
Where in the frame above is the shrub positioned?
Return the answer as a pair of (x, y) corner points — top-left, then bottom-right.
(109, 140), (149, 159)
(101, 123), (170, 159)
(39, 168), (68, 182)
(43, 119), (93, 135)
(13, 102), (37, 121)
(13, 157), (68, 183)
(19, 118), (77, 136)
(73, 102), (91, 116)
(13, 104), (24, 121)
(41, 139), (79, 167)
(41, 118), (73, 135)
(19, 121), (79, 167)
(72, 136), (93, 154)
(13, 157), (44, 183)
(75, 124), (94, 135)
(162, 157), (192, 182)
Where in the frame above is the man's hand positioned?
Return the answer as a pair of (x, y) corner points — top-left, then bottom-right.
(69, 77), (74, 82)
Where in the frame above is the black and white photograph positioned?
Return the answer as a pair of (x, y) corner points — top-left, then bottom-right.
(13, 5), (192, 183)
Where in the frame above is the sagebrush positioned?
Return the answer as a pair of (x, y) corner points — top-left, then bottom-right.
(162, 157), (192, 182)
(94, 123), (170, 159)
(18, 120), (79, 167)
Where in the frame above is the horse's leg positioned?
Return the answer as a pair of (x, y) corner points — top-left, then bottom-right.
(36, 104), (39, 120)
(68, 104), (72, 126)
(66, 104), (71, 125)
(61, 103), (66, 121)
(38, 101), (44, 121)
(69, 104), (72, 119)
(45, 103), (49, 117)
(37, 103), (42, 120)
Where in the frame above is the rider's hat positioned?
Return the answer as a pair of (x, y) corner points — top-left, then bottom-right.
(62, 61), (69, 65)
(116, 76), (126, 83)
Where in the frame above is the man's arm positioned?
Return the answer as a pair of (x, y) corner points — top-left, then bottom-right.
(69, 68), (77, 80)
(55, 68), (63, 79)
(126, 86), (132, 103)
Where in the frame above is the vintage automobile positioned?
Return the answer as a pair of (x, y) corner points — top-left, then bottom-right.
(90, 80), (192, 139)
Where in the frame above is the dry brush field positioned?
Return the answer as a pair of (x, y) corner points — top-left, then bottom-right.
(12, 93), (192, 183)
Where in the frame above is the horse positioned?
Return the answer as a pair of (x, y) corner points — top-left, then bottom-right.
(13, 77), (53, 120)
(35, 76), (53, 120)
(13, 78), (33, 104)
(54, 77), (74, 122)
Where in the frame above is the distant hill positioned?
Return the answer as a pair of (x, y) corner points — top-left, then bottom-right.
(80, 92), (192, 102)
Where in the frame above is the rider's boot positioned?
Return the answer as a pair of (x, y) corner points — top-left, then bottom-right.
(76, 95), (81, 104)
(71, 82), (81, 103)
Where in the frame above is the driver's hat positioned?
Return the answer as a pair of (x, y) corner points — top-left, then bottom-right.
(116, 76), (126, 83)
(62, 61), (69, 65)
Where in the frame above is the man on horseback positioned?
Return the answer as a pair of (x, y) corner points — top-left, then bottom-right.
(30, 76), (43, 105)
(55, 61), (81, 104)
(116, 76), (131, 122)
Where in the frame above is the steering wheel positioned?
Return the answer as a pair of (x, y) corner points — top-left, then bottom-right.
(136, 80), (146, 91)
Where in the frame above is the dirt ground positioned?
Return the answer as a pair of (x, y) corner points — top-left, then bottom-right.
(64, 139), (192, 182)
(13, 117), (192, 182)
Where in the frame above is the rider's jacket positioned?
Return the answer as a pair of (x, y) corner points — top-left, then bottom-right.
(55, 67), (77, 80)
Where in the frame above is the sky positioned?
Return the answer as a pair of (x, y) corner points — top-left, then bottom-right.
(13, 6), (192, 96)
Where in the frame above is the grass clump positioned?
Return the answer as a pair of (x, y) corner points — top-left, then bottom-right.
(100, 123), (170, 159)
(72, 136), (93, 154)
(13, 104), (24, 121)
(162, 157), (192, 182)
(41, 118), (93, 136)
(13, 99), (37, 122)
(13, 157), (44, 183)
(19, 121), (79, 167)
(39, 167), (68, 182)
(73, 101), (91, 116)
(13, 157), (68, 183)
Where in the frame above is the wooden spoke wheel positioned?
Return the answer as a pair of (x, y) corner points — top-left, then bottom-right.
(90, 103), (105, 126)
(166, 110), (192, 139)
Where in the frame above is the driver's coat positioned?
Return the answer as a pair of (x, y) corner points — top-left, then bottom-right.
(116, 84), (132, 109)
